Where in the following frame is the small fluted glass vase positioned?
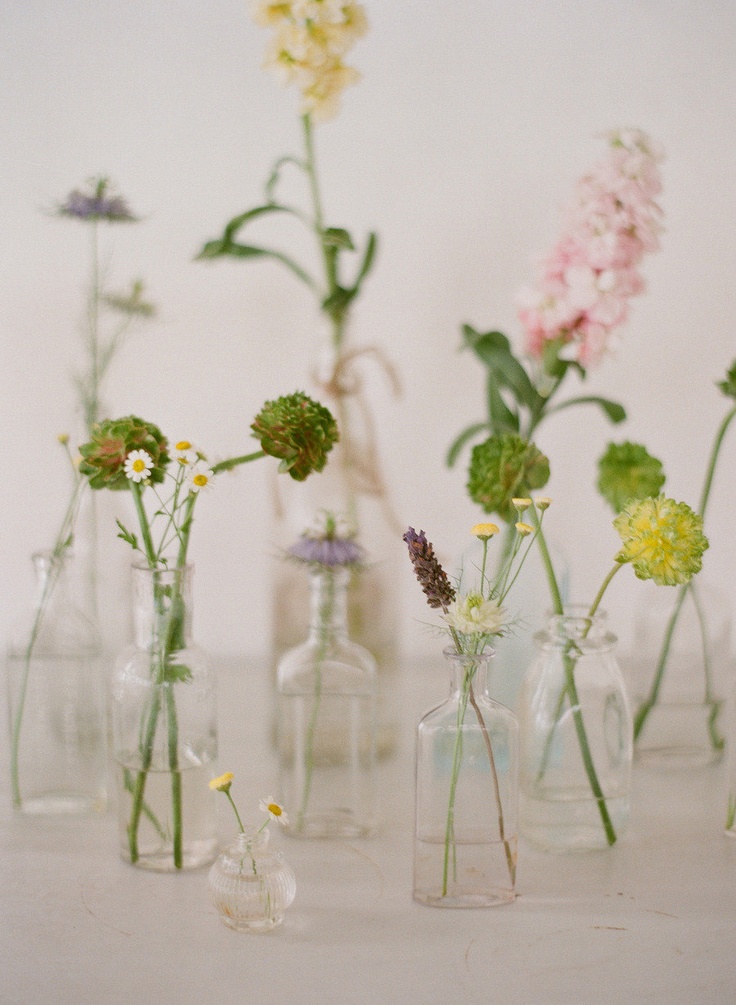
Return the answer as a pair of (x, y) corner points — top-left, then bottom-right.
(208, 827), (296, 933)
(111, 563), (218, 871)
(630, 580), (731, 768)
(519, 608), (632, 852)
(414, 647), (518, 908)
(6, 550), (107, 814)
(277, 566), (378, 838)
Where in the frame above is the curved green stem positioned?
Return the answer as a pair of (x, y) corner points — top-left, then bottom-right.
(443, 676), (469, 896)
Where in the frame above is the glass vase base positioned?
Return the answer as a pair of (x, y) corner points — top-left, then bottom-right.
(413, 837), (516, 907)
(285, 812), (376, 840)
(219, 914), (284, 934)
(520, 794), (629, 852)
(123, 839), (218, 873)
(15, 792), (106, 816)
(634, 702), (725, 769)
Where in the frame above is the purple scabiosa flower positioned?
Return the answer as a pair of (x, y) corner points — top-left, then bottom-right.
(403, 527), (456, 611)
(58, 176), (137, 222)
(288, 511), (364, 568)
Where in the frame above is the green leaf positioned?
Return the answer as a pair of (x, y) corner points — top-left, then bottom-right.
(486, 374), (520, 435)
(116, 519), (138, 550)
(547, 395), (627, 424)
(323, 227), (354, 251)
(163, 661), (193, 685)
(322, 285), (356, 317)
(202, 241), (317, 290)
(462, 325), (542, 413)
(446, 422), (491, 467)
(354, 231), (378, 289)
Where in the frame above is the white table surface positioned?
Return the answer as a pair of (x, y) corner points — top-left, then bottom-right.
(2, 655), (735, 1005)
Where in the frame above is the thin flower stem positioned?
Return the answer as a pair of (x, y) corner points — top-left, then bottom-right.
(532, 513), (618, 845)
(297, 569), (334, 830)
(635, 404), (736, 745)
(10, 477), (85, 807)
(691, 582), (724, 751)
(211, 450), (265, 474)
(442, 678), (469, 896)
(468, 682), (516, 886)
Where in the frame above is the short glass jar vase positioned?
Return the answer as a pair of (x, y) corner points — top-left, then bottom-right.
(208, 828), (296, 933)
(518, 608), (633, 852)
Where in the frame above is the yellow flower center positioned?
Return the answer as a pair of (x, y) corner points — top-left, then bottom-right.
(268, 803), (282, 817)
(132, 458), (146, 473)
(176, 441), (192, 451)
(193, 473), (208, 487)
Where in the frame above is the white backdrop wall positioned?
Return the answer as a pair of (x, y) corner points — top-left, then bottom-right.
(2, 1), (735, 662)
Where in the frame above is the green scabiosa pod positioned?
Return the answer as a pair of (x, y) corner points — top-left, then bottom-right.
(251, 391), (338, 481)
(79, 415), (170, 490)
(597, 441), (666, 513)
(467, 433), (550, 521)
(613, 495), (709, 586)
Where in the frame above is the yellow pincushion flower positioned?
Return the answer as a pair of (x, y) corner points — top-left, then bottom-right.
(613, 495), (708, 586)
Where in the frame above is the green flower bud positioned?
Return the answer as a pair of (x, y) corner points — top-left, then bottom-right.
(251, 391), (338, 481)
(467, 434), (550, 521)
(597, 441), (666, 513)
(717, 359), (736, 400)
(79, 415), (170, 490)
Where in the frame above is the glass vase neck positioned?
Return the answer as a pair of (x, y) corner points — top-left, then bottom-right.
(541, 605), (615, 649)
(306, 566), (350, 642)
(443, 646), (495, 695)
(131, 563), (193, 650)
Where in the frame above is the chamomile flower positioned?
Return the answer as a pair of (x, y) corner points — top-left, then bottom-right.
(472, 522), (500, 540)
(187, 461), (215, 493)
(175, 440), (198, 466)
(209, 772), (234, 793)
(124, 449), (154, 483)
(259, 797), (289, 826)
(443, 592), (507, 637)
(515, 522), (534, 536)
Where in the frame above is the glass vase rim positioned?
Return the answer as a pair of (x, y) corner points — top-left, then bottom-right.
(131, 561), (194, 576)
(442, 644), (496, 664)
(539, 605), (617, 647)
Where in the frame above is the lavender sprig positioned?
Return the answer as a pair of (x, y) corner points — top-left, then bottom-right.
(402, 527), (456, 611)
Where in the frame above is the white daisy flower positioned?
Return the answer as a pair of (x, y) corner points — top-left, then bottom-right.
(174, 440), (198, 466)
(124, 449), (154, 483)
(259, 796), (288, 825)
(186, 460), (214, 493)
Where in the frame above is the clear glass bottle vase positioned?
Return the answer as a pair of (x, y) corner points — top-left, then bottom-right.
(208, 827), (297, 933)
(6, 550), (107, 815)
(414, 647), (519, 907)
(270, 353), (403, 760)
(277, 565), (378, 838)
(111, 563), (218, 871)
(519, 608), (632, 852)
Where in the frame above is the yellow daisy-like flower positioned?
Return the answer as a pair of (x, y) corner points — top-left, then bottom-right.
(534, 497), (552, 511)
(512, 497), (532, 512)
(209, 771), (234, 792)
(613, 495), (708, 586)
(472, 522), (500, 540)
(515, 522), (534, 536)
(57, 432), (70, 445)
(259, 796), (289, 826)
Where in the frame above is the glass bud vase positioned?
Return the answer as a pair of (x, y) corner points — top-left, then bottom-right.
(111, 563), (218, 871)
(208, 828), (297, 932)
(629, 580), (731, 768)
(6, 550), (107, 815)
(414, 647), (518, 908)
(519, 608), (632, 852)
(277, 565), (378, 838)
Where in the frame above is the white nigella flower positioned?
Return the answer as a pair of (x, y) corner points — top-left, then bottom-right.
(443, 592), (507, 637)
(186, 460), (214, 493)
(123, 449), (154, 483)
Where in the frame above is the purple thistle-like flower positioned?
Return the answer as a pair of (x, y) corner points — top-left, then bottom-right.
(58, 177), (137, 223)
(403, 527), (456, 611)
(289, 534), (364, 567)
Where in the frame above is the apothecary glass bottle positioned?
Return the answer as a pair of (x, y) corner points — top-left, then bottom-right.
(111, 563), (218, 871)
(414, 647), (518, 908)
(277, 565), (378, 837)
(208, 827), (297, 933)
(6, 550), (107, 815)
(519, 608), (632, 852)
